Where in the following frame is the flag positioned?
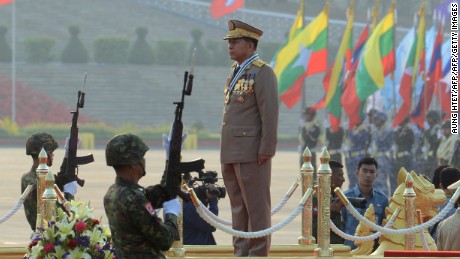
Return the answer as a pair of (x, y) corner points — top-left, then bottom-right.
(209, 0), (244, 19)
(323, 10), (353, 132)
(270, 0), (304, 68)
(355, 8), (395, 102)
(437, 35), (450, 114)
(341, 24), (369, 129)
(0, 0), (13, 5)
(412, 23), (443, 127)
(380, 27), (416, 112)
(393, 6), (425, 127)
(276, 9), (328, 109)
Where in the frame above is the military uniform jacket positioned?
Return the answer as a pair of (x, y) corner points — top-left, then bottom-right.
(220, 58), (279, 164)
(104, 177), (178, 259)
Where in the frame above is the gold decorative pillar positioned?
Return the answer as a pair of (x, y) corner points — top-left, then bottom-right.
(36, 148), (49, 229)
(42, 170), (57, 223)
(314, 148), (333, 257)
(403, 172), (416, 250)
(298, 147), (316, 245)
(168, 179), (186, 257)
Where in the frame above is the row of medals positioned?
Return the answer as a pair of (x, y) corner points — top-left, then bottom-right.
(224, 75), (255, 104)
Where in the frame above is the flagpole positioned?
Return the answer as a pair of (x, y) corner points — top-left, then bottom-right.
(300, 0), (306, 111)
(11, 0), (16, 124)
(391, 1), (397, 117)
(370, 0), (379, 113)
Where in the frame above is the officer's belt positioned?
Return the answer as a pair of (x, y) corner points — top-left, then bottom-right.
(396, 151), (411, 158)
(376, 151), (392, 157)
(349, 150), (366, 158)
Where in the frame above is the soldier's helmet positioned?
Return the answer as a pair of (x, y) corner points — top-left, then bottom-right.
(26, 131), (58, 156)
(105, 133), (149, 166)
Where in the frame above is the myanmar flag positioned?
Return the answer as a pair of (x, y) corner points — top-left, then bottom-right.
(323, 10), (353, 132)
(341, 24), (369, 129)
(0, 0), (13, 5)
(209, 0), (244, 19)
(393, 6), (425, 127)
(355, 8), (395, 108)
(275, 9), (328, 109)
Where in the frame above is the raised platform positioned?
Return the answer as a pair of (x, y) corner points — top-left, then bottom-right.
(4, 244), (460, 258)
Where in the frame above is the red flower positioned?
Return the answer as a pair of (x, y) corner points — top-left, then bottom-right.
(75, 221), (87, 232)
(28, 241), (38, 250)
(43, 243), (55, 253)
(67, 239), (78, 250)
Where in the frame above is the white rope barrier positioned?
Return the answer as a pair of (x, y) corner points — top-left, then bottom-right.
(196, 202), (304, 238)
(192, 188), (313, 239)
(329, 207), (400, 242)
(344, 200), (454, 235)
(0, 185), (33, 224)
(199, 178), (300, 226)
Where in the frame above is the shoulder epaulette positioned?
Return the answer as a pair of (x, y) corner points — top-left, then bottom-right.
(252, 58), (267, 67)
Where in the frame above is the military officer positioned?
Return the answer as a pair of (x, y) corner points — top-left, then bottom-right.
(299, 107), (321, 169)
(220, 20), (279, 256)
(326, 124), (344, 164)
(345, 122), (371, 189)
(104, 133), (182, 258)
(370, 111), (394, 196)
(394, 116), (414, 172)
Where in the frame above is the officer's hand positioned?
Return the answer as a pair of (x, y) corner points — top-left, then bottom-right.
(64, 136), (81, 158)
(63, 181), (78, 195)
(163, 198), (182, 216)
(258, 154), (272, 165)
(162, 129), (189, 159)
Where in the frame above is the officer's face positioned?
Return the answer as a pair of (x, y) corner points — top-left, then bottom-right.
(228, 38), (253, 64)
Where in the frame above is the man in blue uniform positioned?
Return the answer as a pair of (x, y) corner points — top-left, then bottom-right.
(341, 157), (389, 250)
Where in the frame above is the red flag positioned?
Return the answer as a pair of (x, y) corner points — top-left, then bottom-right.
(0, 0), (13, 5)
(210, 0), (244, 19)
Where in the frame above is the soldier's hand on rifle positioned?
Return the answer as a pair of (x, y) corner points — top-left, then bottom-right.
(162, 130), (189, 159)
(64, 136), (81, 158)
(63, 136), (80, 195)
(163, 198), (182, 216)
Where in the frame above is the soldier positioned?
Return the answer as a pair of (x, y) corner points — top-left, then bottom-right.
(450, 135), (460, 168)
(437, 120), (457, 166)
(325, 124), (344, 164)
(370, 111), (394, 196)
(299, 107), (321, 169)
(344, 122), (371, 189)
(104, 133), (181, 258)
(423, 110), (442, 176)
(394, 116), (414, 172)
(21, 131), (77, 231)
(221, 20), (278, 256)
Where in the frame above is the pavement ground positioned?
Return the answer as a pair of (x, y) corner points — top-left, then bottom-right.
(0, 147), (350, 247)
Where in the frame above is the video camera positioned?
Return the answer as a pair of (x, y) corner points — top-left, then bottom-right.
(332, 196), (367, 209)
(188, 171), (226, 200)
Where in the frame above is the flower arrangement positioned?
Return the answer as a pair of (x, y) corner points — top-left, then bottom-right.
(24, 200), (115, 259)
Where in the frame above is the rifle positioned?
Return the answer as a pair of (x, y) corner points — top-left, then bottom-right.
(59, 73), (94, 187)
(163, 48), (205, 199)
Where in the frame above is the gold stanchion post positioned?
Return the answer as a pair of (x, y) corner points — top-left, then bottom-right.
(314, 148), (334, 257)
(298, 147), (316, 245)
(404, 172), (416, 250)
(42, 169), (57, 223)
(36, 148), (49, 229)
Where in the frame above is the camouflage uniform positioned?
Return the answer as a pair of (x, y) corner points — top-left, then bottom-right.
(20, 132), (72, 231)
(104, 133), (178, 258)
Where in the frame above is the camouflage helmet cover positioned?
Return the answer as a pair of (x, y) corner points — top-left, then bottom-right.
(105, 133), (149, 166)
(26, 131), (58, 155)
